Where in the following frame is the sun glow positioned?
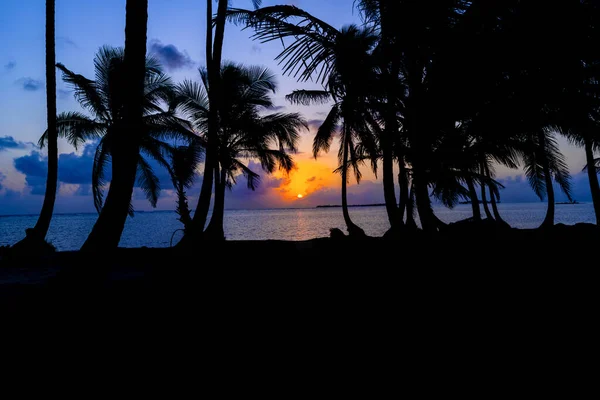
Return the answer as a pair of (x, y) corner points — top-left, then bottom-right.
(297, 194), (303, 198)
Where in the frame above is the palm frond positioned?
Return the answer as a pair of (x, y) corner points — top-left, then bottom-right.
(136, 156), (161, 208)
(57, 63), (108, 120)
(92, 137), (110, 213)
(39, 112), (106, 150)
(313, 104), (341, 158)
(285, 90), (331, 106)
(232, 159), (261, 190)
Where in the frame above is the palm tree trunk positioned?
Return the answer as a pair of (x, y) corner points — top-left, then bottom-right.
(184, 0), (228, 243)
(480, 182), (494, 220)
(383, 137), (401, 228)
(584, 137), (600, 225)
(205, 164), (226, 240)
(341, 129), (365, 237)
(413, 166), (436, 232)
(406, 183), (418, 230)
(465, 176), (481, 221)
(82, 0), (147, 251)
(540, 133), (555, 228)
(398, 161), (409, 221)
(489, 185), (508, 226)
(82, 150), (138, 250)
(33, 0), (57, 240)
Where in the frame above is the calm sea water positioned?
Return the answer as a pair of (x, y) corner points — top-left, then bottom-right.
(0, 203), (596, 251)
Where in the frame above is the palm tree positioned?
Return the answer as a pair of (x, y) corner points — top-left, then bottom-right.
(182, 0), (263, 245)
(41, 46), (197, 249)
(24, 0), (57, 245)
(521, 129), (573, 228)
(285, 25), (379, 237)
(228, 7), (381, 236)
(177, 63), (306, 239)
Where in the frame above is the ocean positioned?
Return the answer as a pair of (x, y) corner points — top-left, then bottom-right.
(0, 202), (596, 251)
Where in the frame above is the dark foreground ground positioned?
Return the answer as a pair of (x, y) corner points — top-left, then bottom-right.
(1, 222), (598, 316)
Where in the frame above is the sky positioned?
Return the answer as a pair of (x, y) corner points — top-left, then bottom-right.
(0, 0), (595, 216)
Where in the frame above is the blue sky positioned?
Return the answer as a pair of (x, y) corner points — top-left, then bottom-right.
(0, 0), (595, 215)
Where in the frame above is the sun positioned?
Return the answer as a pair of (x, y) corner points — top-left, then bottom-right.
(297, 194), (303, 199)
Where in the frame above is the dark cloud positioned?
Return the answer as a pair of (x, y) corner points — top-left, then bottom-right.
(148, 39), (194, 71)
(251, 44), (262, 54)
(14, 151), (48, 194)
(16, 77), (44, 91)
(316, 111), (328, 117)
(306, 176), (316, 183)
(13, 143), (176, 198)
(0, 136), (28, 151)
(4, 61), (16, 71)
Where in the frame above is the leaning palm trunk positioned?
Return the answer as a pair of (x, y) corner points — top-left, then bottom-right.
(480, 182), (494, 220)
(82, 0), (148, 250)
(341, 129), (365, 237)
(32, 0), (57, 240)
(405, 183), (418, 230)
(540, 140), (555, 228)
(398, 161), (409, 221)
(82, 144), (139, 249)
(489, 185), (508, 226)
(584, 137), (600, 225)
(204, 165), (227, 240)
(413, 166), (436, 232)
(465, 176), (481, 221)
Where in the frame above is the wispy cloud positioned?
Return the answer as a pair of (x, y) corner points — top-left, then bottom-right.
(15, 77), (44, 91)
(148, 39), (195, 71)
(58, 89), (71, 99)
(0, 136), (29, 151)
(4, 61), (16, 71)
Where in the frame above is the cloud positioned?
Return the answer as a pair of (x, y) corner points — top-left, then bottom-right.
(13, 143), (176, 200)
(316, 111), (328, 117)
(306, 176), (316, 183)
(0, 136), (29, 151)
(270, 105), (286, 111)
(16, 77), (43, 91)
(251, 44), (262, 54)
(0, 171), (5, 190)
(148, 39), (194, 71)
(4, 61), (16, 71)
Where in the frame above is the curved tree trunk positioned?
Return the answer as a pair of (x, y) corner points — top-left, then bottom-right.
(584, 137), (600, 225)
(465, 176), (481, 221)
(413, 166), (436, 232)
(405, 183), (418, 230)
(341, 130), (365, 237)
(398, 161), (409, 221)
(182, 0), (228, 245)
(32, 0), (57, 240)
(82, 0), (148, 251)
(540, 135), (555, 228)
(489, 185), (508, 226)
(480, 182), (494, 220)
(204, 164), (227, 240)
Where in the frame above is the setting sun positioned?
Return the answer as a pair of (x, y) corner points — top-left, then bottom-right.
(297, 194), (303, 198)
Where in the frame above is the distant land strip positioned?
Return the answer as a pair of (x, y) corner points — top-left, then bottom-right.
(316, 203), (386, 208)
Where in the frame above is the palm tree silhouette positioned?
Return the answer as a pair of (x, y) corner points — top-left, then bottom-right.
(21, 0), (57, 247)
(285, 25), (379, 237)
(176, 63), (306, 239)
(40, 46), (197, 249)
(181, 0), (263, 245)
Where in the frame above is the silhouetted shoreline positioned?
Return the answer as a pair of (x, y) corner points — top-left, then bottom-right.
(316, 204), (386, 208)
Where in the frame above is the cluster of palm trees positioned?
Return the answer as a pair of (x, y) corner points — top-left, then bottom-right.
(227, 0), (600, 235)
(18, 0), (600, 251)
